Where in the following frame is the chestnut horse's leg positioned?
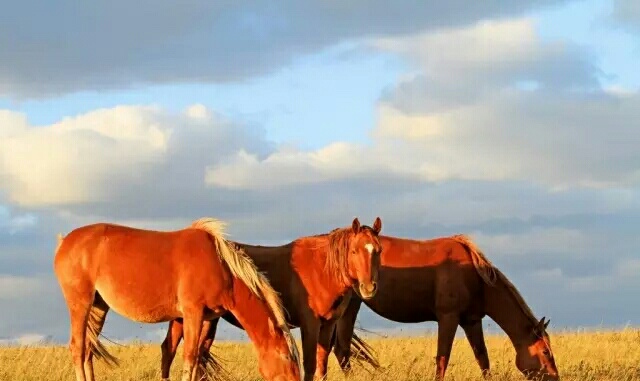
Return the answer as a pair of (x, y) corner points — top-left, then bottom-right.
(56, 276), (94, 381)
(300, 315), (321, 381)
(314, 321), (337, 380)
(434, 313), (459, 380)
(181, 309), (205, 381)
(461, 320), (490, 378)
(331, 298), (363, 373)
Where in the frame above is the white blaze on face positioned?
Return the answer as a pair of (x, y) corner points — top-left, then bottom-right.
(364, 243), (374, 254)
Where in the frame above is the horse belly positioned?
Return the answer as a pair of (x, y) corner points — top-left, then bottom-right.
(95, 277), (180, 324)
(365, 268), (437, 323)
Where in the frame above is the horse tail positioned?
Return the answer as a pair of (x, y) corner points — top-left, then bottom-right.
(451, 234), (498, 286)
(86, 305), (119, 367)
(189, 217), (302, 374)
(55, 233), (65, 253)
(349, 332), (381, 369)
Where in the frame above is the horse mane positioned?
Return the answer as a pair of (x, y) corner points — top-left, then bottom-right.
(451, 234), (538, 325)
(324, 226), (355, 284)
(450, 234), (497, 285)
(189, 217), (301, 371)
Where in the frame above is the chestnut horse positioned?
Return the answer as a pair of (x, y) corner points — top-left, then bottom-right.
(160, 217), (383, 381)
(53, 218), (301, 381)
(328, 234), (560, 381)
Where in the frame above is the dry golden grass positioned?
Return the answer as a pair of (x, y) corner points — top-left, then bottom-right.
(1, 329), (638, 381)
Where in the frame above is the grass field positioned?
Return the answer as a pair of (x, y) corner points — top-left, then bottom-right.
(1, 329), (638, 381)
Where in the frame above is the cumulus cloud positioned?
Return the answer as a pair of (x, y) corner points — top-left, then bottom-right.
(0, 104), (270, 212)
(0, 1), (569, 98)
(204, 18), (640, 191)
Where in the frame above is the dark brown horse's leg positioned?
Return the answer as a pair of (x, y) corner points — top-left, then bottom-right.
(435, 314), (459, 380)
(194, 320), (214, 381)
(181, 309), (205, 381)
(461, 320), (490, 378)
(300, 315), (321, 381)
(200, 318), (219, 354)
(161, 319), (184, 380)
(332, 297), (363, 373)
(314, 321), (338, 380)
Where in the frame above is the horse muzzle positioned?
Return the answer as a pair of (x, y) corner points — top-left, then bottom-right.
(358, 281), (378, 299)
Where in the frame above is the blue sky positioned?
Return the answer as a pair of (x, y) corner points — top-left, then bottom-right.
(1, 0), (640, 345)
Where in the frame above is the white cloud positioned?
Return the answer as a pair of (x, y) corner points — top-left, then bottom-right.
(0, 104), (267, 208)
(0, 333), (49, 346)
(0, 106), (170, 205)
(202, 18), (639, 192)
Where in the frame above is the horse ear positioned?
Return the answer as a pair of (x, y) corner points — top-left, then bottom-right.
(372, 217), (382, 235)
(352, 218), (361, 234)
(536, 317), (546, 332)
(544, 319), (550, 329)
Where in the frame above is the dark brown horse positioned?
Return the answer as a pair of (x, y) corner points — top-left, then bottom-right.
(53, 218), (301, 381)
(160, 217), (383, 381)
(328, 234), (560, 381)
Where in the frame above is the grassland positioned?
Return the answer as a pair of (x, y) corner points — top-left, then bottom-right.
(1, 329), (638, 381)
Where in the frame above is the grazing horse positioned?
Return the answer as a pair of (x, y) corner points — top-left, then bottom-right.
(53, 218), (301, 381)
(160, 217), (383, 381)
(328, 234), (560, 381)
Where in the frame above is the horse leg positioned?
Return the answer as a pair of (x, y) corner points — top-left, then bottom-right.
(181, 309), (205, 381)
(197, 318), (219, 381)
(434, 314), (459, 380)
(300, 315), (320, 381)
(193, 320), (216, 381)
(84, 293), (110, 381)
(314, 321), (337, 380)
(59, 284), (95, 381)
(161, 319), (184, 380)
(332, 297), (363, 373)
(461, 320), (490, 378)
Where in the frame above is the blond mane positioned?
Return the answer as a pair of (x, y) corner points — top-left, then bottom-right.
(189, 217), (301, 373)
(451, 234), (538, 325)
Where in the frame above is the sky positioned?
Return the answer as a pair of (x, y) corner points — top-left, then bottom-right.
(1, 0), (640, 346)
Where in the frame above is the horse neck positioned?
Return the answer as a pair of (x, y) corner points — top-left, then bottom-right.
(226, 276), (287, 353)
(301, 235), (352, 295)
(483, 278), (535, 348)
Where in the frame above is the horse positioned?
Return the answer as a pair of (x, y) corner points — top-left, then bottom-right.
(159, 217), (383, 381)
(327, 234), (560, 381)
(53, 217), (301, 381)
